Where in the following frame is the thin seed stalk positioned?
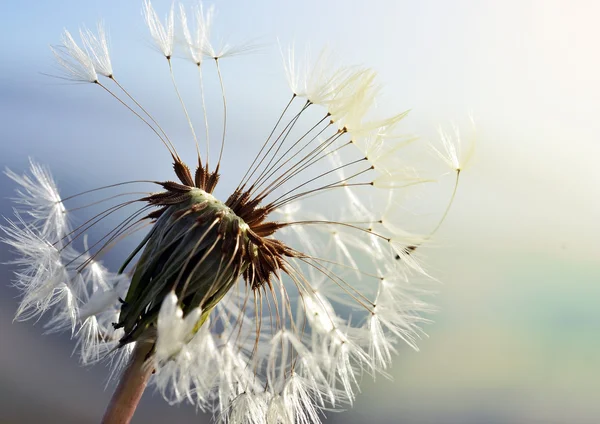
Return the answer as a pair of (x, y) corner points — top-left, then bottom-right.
(101, 342), (154, 424)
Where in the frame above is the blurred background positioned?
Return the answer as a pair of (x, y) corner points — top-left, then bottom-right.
(1, 0), (599, 423)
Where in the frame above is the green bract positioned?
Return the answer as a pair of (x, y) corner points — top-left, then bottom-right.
(117, 187), (250, 345)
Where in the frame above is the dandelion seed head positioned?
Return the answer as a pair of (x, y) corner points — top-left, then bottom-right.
(2, 2), (469, 422)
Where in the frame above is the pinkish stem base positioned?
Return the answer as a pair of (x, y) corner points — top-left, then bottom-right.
(101, 342), (153, 424)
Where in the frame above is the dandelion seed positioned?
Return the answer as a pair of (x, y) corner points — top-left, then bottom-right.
(143, 0), (175, 59)
(50, 29), (98, 82)
(2, 2), (469, 423)
(431, 119), (476, 173)
(180, 2), (213, 65)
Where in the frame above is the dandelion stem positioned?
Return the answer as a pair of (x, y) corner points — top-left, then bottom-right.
(110, 76), (176, 155)
(168, 58), (200, 158)
(197, 64), (211, 170)
(215, 58), (228, 167)
(237, 94), (296, 190)
(425, 169), (461, 238)
(96, 81), (177, 158)
(101, 342), (153, 424)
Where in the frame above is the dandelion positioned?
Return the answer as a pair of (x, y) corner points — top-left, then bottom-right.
(1, 2), (469, 423)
